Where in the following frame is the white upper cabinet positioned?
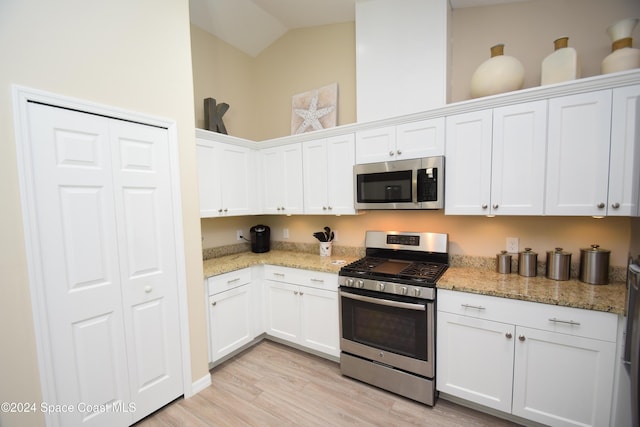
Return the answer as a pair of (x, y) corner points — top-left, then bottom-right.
(445, 110), (493, 215)
(491, 101), (547, 215)
(609, 84), (640, 216)
(355, 118), (445, 164)
(196, 138), (257, 217)
(446, 101), (547, 216)
(545, 90), (612, 216)
(260, 143), (304, 215)
(303, 134), (356, 215)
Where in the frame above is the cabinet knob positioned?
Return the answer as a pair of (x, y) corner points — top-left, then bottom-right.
(597, 202), (605, 209)
(218, 209), (223, 213)
(505, 332), (512, 339)
(322, 206), (327, 210)
(281, 206), (285, 211)
(294, 291), (299, 295)
(211, 301), (217, 306)
(612, 202), (620, 209)
(223, 208), (228, 212)
(481, 204), (488, 209)
(144, 285), (152, 293)
(518, 335), (526, 342)
(328, 206), (332, 210)
(389, 151), (395, 156)
(397, 150), (402, 155)
(492, 204), (499, 209)
(299, 292), (304, 296)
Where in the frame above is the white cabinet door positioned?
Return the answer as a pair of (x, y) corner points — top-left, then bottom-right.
(264, 281), (301, 342)
(260, 143), (304, 214)
(445, 110), (493, 214)
(27, 103), (183, 425)
(437, 311), (515, 413)
(302, 138), (329, 213)
(396, 117), (445, 158)
(326, 134), (356, 214)
(512, 326), (616, 427)
(208, 285), (253, 363)
(196, 138), (256, 217)
(491, 101), (547, 215)
(304, 134), (356, 215)
(300, 287), (340, 357)
(545, 90), (612, 216)
(609, 84), (640, 216)
(355, 126), (396, 164)
(196, 139), (222, 217)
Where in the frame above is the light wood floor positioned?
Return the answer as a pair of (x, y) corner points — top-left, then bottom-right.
(136, 340), (520, 426)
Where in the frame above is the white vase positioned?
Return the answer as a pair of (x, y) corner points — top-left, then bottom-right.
(541, 37), (580, 85)
(601, 17), (640, 74)
(319, 242), (332, 257)
(470, 44), (525, 98)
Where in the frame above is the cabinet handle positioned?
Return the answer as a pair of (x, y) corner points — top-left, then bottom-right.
(518, 335), (526, 341)
(227, 278), (240, 284)
(461, 304), (485, 310)
(492, 204), (499, 209)
(505, 332), (512, 339)
(389, 151), (395, 156)
(273, 272), (285, 277)
(597, 202), (605, 209)
(310, 278), (325, 283)
(211, 302), (217, 306)
(612, 202), (621, 209)
(481, 204), (488, 209)
(548, 317), (581, 326)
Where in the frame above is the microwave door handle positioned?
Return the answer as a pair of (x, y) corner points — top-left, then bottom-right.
(340, 290), (426, 311)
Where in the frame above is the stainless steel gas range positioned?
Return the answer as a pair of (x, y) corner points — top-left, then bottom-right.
(338, 230), (448, 406)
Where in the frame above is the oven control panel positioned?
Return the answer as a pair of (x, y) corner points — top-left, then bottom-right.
(387, 234), (420, 246)
(338, 276), (435, 300)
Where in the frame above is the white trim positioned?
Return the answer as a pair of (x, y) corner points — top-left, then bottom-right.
(11, 85), (193, 423)
(190, 374), (213, 397)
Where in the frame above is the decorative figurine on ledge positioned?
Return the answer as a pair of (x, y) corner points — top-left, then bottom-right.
(204, 97), (229, 134)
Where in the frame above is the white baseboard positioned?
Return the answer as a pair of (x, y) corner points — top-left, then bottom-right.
(188, 373), (212, 397)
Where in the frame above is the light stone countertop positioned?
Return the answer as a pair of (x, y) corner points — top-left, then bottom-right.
(202, 250), (627, 315)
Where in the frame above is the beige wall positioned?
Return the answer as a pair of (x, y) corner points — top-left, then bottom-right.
(0, 1), (208, 426)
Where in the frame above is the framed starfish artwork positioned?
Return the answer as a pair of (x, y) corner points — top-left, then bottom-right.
(291, 83), (338, 135)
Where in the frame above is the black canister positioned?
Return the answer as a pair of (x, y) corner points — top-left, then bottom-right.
(496, 250), (512, 274)
(546, 248), (572, 281)
(518, 248), (538, 277)
(579, 244), (610, 285)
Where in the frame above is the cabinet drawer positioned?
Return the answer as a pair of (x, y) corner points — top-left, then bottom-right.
(263, 265), (338, 291)
(207, 268), (252, 296)
(437, 289), (618, 342)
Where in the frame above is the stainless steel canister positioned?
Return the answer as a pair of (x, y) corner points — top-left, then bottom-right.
(496, 250), (512, 274)
(518, 248), (538, 277)
(579, 244), (610, 285)
(546, 248), (572, 281)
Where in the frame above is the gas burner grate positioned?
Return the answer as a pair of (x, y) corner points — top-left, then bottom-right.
(341, 257), (387, 272)
(398, 262), (448, 282)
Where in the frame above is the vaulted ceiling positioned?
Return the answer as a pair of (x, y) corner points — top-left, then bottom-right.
(189, 0), (533, 57)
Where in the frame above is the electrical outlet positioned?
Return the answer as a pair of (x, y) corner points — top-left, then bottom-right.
(506, 237), (519, 253)
(283, 228), (289, 239)
(236, 230), (243, 241)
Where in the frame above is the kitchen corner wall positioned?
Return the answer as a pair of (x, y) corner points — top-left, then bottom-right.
(194, 0), (639, 269)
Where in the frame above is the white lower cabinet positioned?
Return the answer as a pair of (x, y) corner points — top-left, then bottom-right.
(437, 289), (617, 427)
(206, 268), (258, 364)
(263, 266), (340, 358)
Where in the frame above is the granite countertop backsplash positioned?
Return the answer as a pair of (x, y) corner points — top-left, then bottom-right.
(202, 243), (628, 315)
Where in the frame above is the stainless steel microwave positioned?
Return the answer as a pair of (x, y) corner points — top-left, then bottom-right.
(354, 156), (444, 210)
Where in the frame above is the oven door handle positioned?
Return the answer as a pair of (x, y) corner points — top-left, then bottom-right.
(340, 290), (426, 311)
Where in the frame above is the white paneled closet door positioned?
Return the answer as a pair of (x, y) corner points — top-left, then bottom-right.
(26, 102), (183, 426)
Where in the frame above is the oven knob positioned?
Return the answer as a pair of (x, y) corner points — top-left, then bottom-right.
(345, 278), (354, 287)
(379, 282), (385, 291)
(356, 280), (364, 288)
(400, 286), (408, 295)
(414, 288), (421, 297)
